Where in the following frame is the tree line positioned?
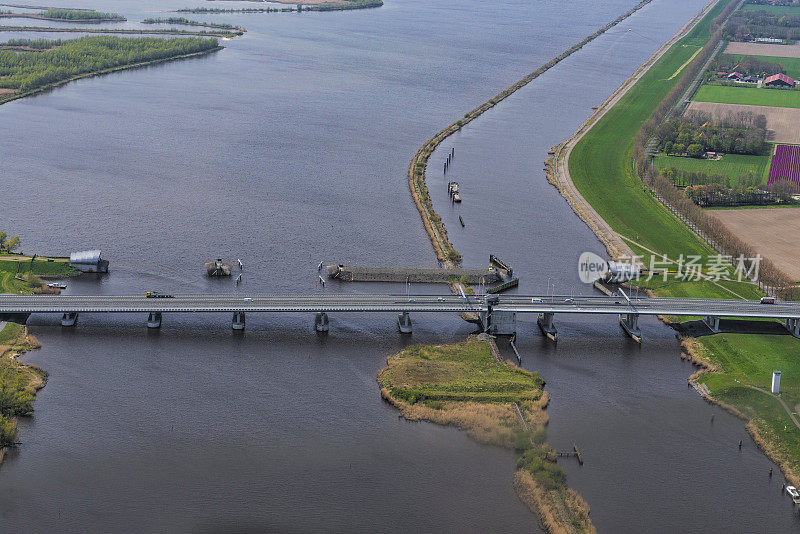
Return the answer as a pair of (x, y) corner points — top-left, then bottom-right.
(142, 17), (239, 30)
(654, 111), (767, 156)
(41, 9), (124, 21)
(710, 54), (783, 77)
(725, 9), (800, 40)
(633, 0), (799, 299)
(0, 36), (219, 94)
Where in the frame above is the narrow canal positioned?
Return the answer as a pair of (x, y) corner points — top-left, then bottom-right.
(1, 0), (797, 531)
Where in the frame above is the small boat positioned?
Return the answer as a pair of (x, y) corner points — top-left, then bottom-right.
(237, 258), (243, 270)
(47, 282), (67, 289)
(786, 485), (799, 499)
(453, 192), (462, 203)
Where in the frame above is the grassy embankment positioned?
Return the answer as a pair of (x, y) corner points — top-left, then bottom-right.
(694, 84), (800, 108)
(653, 154), (771, 184)
(0, 35), (221, 105)
(568, 0), (800, 481)
(0, 321), (44, 456)
(378, 337), (594, 534)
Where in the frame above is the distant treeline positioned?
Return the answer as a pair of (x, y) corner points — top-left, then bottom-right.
(2, 37), (62, 48)
(142, 17), (239, 30)
(0, 35), (218, 93)
(176, 0), (381, 14)
(726, 9), (800, 40)
(41, 8), (124, 20)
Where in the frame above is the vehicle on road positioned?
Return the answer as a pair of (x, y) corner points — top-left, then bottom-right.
(145, 292), (173, 298)
(531, 298), (542, 303)
(760, 296), (775, 304)
(437, 297), (445, 302)
(244, 297), (253, 302)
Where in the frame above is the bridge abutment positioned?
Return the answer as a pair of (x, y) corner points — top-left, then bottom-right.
(61, 312), (78, 327)
(315, 312), (329, 332)
(397, 312), (412, 334)
(232, 311), (246, 330)
(619, 312), (642, 342)
(537, 312), (557, 341)
(703, 315), (720, 333)
(146, 312), (162, 329)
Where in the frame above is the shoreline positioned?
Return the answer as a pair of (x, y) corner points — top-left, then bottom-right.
(407, 0), (656, 268)
(0, 45), (223, 107)
(548, 0), (720, 261)
(0, 324), (44, 469)
(0, 26), (240, 37)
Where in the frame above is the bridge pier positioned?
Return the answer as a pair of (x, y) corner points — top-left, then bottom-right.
(61, 312), (78, 327)
(232, 311), (246, 330)
(146, 312), (162, 329)
(537, 312), (557, 341)
(703, 315), (720, 333)
(315, 312), (329, 332)
(397, 312), (412, 334)
(784, 318), (800, 338)
(619, 313), (642, 342)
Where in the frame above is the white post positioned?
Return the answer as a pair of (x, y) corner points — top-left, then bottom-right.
(772, 371), (781, 395)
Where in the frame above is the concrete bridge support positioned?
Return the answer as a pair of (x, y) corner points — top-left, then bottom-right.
(537, 312), (557, 341)
(315, 312), (329, 332)
(146, 312), (162, 329)
(619, 313), (642, 342)
(397, 312), (412, 334)
(784, 318), (800, 338)
(703, 315), (720, 333)
(61, 312), (78, 327)
(232, 311), (246, 331)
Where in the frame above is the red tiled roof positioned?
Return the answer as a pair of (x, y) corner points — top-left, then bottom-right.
(765, 73), (795, 85)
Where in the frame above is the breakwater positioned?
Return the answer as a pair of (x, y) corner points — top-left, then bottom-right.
(407, 0), (656, 267)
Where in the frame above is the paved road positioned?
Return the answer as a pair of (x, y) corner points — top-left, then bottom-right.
(1, 294), (799, 320)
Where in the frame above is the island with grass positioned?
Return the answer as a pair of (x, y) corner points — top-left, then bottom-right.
(0, 8), (125, 22)
(0, 35), (222, 105)
(142, 17), (244, 34)
(378, 336), (595, 533)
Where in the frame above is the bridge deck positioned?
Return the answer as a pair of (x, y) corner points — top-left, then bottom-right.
(1, 294), (799, 320)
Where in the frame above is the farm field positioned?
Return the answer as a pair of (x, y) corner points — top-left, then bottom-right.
(686, 101), (800, 144)
(767, 143), (800, 186)
(724, 41), (800, 58)
(740, 3), (800, 15)
(718, 52), (800, 79)
(713, 207), (800, 280)
(694, 84), (800, 107)
(653, 153), (771, 183)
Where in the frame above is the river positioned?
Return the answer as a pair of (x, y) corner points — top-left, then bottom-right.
(1, 0), (798, 531)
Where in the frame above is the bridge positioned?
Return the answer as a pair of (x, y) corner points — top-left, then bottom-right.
(2, 293), (800, 342)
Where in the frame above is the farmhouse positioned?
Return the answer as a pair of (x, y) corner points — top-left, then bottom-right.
(765, 73), (796, 87)
(727, 71), (743, 81)
(756, 37), (783, 44)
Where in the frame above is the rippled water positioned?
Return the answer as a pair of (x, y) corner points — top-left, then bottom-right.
(2, 0), (799, 531)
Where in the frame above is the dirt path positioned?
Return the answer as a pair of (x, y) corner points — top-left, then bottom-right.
(747, 385), (800, 431)
(551, 0), (721, 261)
